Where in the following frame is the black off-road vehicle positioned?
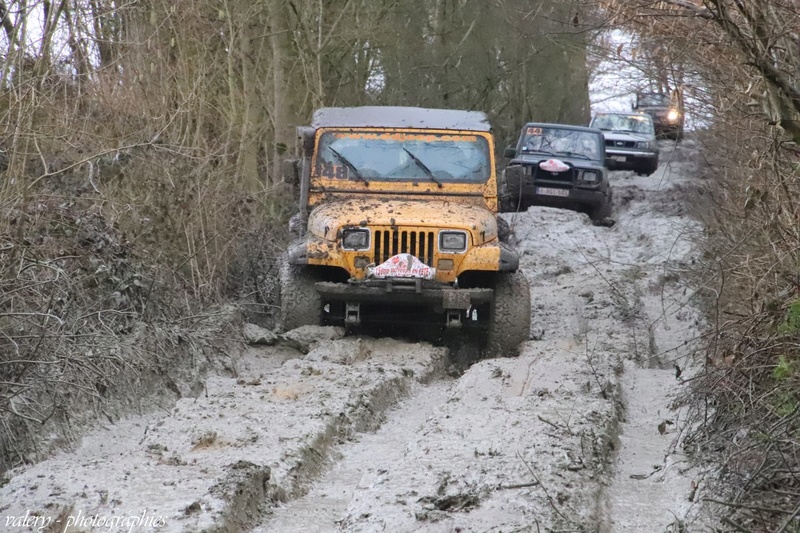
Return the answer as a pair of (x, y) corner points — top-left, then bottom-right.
(500, 123), (612, 223)
(633, 90), (684, 140)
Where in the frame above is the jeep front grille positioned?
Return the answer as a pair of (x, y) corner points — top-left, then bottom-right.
(606, 139), (636, 148)
(374, 229), (435, 266)
(532, 166), (576, 183)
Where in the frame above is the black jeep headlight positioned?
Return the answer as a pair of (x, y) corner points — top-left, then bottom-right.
(667, 109), (680, 122)
(439, 231), (467, 253)
(341, 228), (370, 250)
(580, 170), (600, 183)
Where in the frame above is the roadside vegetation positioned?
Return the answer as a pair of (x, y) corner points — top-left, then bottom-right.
(606, 0), (800, 529)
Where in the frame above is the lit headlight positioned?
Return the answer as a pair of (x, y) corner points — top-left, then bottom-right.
(581, 170), (600, 183)
(667, 109), (680, 122)
(439, 231), (467, 253)
(341, 228), (370, 250)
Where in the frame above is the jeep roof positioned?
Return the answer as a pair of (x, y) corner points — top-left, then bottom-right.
(311, 106), (492, 132)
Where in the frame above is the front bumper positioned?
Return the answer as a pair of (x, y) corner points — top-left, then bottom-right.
(605, 149), (657, 170)
(315, 279), (493, 309)
(507, 180), (606, 208)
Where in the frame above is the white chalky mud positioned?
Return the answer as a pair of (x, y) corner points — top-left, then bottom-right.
(0, 141), (706, 532)
(0, 335), (447, 532)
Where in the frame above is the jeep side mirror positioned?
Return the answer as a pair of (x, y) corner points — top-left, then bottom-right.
(503, 146), (516, 159)
(296, 126), (316, 156)
(282, 158), (300, 185)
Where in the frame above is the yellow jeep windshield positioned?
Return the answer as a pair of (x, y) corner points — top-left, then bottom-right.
(314, 130), (491, 184)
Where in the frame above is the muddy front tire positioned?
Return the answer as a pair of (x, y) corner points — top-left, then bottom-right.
(588, 189), (613, 223)
(484, 271), (531, 357)
(278, 261), (322, 331)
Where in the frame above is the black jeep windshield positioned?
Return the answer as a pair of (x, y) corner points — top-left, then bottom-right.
(637, 93), (670, 107)
(314, 130), (491, 183)
(591, 114), (655, 135)
(519, 126), (602, 160)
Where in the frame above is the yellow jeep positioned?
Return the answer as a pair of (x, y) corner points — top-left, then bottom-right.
(281, 106), (530, 356)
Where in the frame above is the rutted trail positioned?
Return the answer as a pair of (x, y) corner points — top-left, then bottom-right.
(0, 141), (705, 532)
(256, 381), (452, 533)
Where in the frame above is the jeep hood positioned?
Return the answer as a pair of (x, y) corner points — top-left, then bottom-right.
(307, 199), (497, 243)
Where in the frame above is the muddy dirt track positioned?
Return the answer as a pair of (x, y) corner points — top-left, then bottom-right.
(0, 141), (708, 532)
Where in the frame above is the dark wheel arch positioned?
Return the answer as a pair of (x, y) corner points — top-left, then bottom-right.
(278, 260), (323, 331)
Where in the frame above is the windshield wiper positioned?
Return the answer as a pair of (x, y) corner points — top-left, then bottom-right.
(556, 151), (592, 160)
(402, 146), (442, 188)
(328, 147), (368, 186)
(521, 148), (557, 156)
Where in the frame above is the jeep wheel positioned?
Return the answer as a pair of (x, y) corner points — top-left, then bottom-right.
(639, 158), (658, 176)
(484, 271), (531, 357)
(278, 261), (322, 331)
(589, 189), (613, 223)
(497, 216), (512, 243)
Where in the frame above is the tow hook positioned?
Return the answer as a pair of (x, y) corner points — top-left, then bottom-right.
(446, 310), (462, 328)
(345, 302), (361, 325)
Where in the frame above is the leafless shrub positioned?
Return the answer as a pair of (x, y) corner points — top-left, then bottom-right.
(594, 0), (800, 528)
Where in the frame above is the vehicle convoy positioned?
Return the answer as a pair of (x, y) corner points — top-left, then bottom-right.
(589, 112), (660, 176)
(500, 123), (612, 223)
(632, 89), (684, 140)
(280, 106), (531, 356)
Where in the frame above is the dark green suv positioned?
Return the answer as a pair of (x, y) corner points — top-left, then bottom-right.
(501, 123), (612, 223)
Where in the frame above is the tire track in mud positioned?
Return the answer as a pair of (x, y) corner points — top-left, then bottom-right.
(254, 380), (453, 532)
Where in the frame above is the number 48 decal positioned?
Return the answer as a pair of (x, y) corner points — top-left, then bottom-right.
(319, 162), (349, 180)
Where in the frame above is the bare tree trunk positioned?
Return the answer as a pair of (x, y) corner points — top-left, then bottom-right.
(0, 0), (16, 43)
(269, 0), (285, 186)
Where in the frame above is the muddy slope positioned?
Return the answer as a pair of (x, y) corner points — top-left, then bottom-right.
(0, 141), (705, 532)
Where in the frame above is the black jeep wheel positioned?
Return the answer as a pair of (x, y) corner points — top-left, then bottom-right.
(638, 157), (659, 176)
(484, 271), (531, 357)
(278, 261), (322, 331)
(589, 189), (613, 223)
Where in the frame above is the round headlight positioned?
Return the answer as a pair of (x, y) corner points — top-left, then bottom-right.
(667, 109), (680, 122)
(439, 231), (467, 252)
(341, 229), (369, 250)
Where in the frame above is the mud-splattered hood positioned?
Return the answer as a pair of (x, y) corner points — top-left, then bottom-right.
(307, 199), (497, 244)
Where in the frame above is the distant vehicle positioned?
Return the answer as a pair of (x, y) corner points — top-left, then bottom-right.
(589, 112), (659, 176)
(632, 89), (684, 140)
(501, 123), (612, 223)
